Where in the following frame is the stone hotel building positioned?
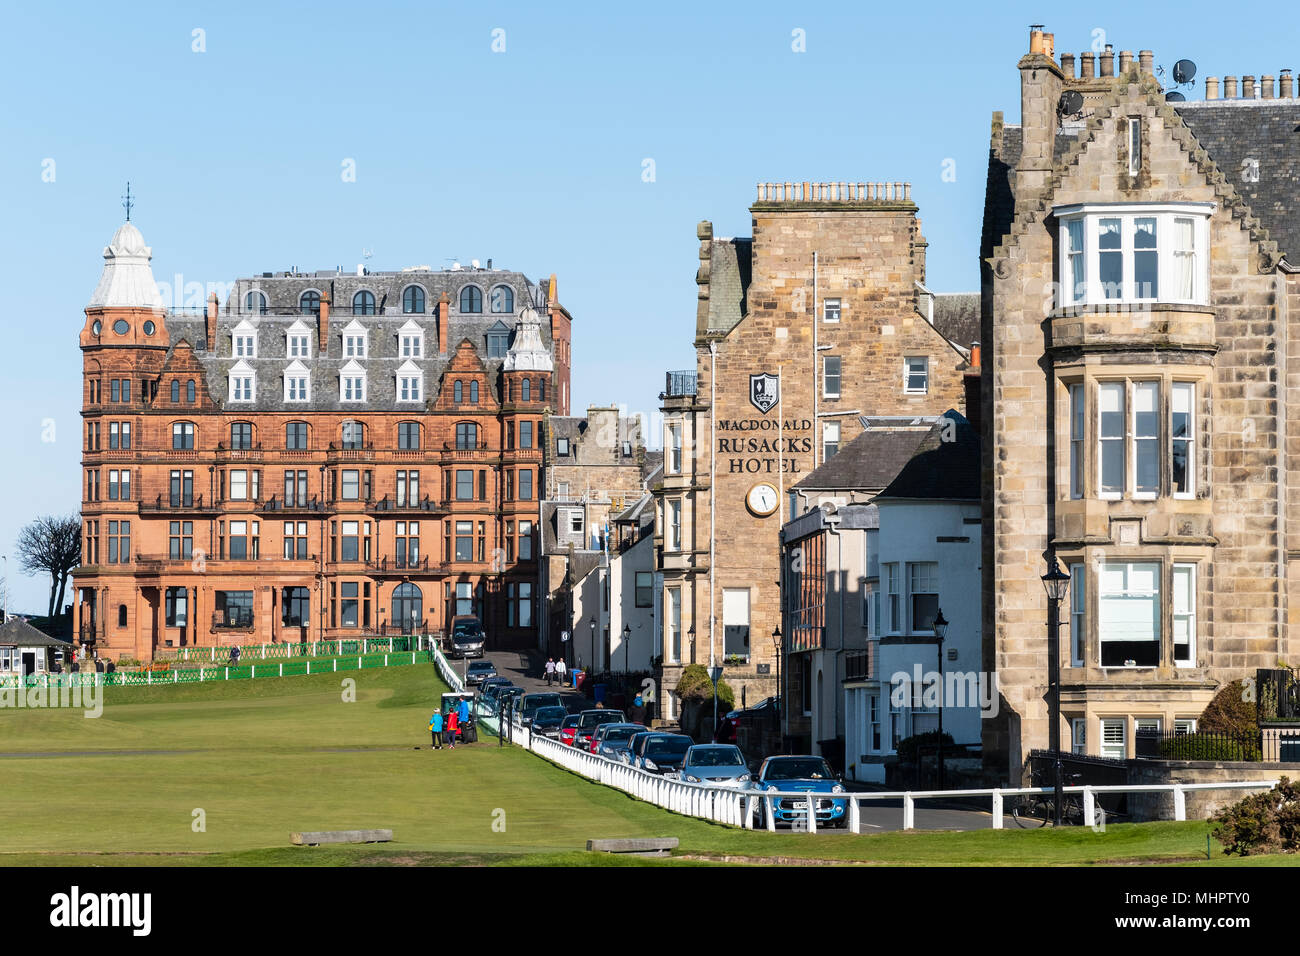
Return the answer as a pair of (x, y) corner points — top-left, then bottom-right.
(73, 221), (571, 661)
(982, 27), (1300, 775)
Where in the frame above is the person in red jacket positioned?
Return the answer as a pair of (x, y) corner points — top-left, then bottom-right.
(447, 708), (460, 749)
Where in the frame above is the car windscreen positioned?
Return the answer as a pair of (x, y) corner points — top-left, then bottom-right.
(765, 759), (835, 781)
(561, 716), (581, 728)
(646, 739), (691, 758)
(524, 695), (561, 710)
(467, 663), (494, 672)
(688, 747), (744, 767)
(601, 727), (639, 744)
(453, 630), (482, 643)
(579, 711), (624, 729)
(533, 707), (567, 722)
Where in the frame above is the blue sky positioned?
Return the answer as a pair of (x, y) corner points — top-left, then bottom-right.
(0, 0), (1286, 611)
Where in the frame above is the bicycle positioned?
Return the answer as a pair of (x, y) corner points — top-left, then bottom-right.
(1011, 772), (1086, 827)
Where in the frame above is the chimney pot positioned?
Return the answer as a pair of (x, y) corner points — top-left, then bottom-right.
(1139, 50), (1154, 74)
(1029, 26), (1045, 55)
(1225, 75), (1239, 98)
(1081, 52), (1095, 78)
(1060, 52), (1075, 79)
(1100, 46), (1115, 77)
(1119, 50), (1133, 73)
(1206, 76), (1220, 100)
(1243, 75), (1256, 98)
(1263, 75), (1276, 99)
(1281, 69), (1294, 99)
(1042, 33), (1054, 58)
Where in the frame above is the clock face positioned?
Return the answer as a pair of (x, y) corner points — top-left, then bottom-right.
(746, 482), (779, 517)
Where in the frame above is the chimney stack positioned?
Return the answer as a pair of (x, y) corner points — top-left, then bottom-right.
(1018, 28), (1065, 195)
(1060, 52), (1075, 79)
(1081, 51), (1095, 78)
(1206, 76), (1220, 100)
(1029, 26), (1046, 55)
(437, 292), (450, 355)
(1282, 69), (1295, 98)
(1243, 75), (1256, 98)
(1225, 76), (1239, 98)
(205, 293), (218, 351)
(1119, 50), (1133, 74)
(1100, 44), (1115, 77)
(1139, 50), (1154, 75)
(1263, 75), (1276, 99)
(318, 291), (330, 354)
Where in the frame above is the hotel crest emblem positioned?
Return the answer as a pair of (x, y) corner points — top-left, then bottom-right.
(749, 372), (779, 414)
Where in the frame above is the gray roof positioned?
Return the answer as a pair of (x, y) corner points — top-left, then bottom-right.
(791, 427), (931, 493)
(702, 238), (753, 334)
(932, 293), (980, 348)
(876, 410), (980, 502)
(0, 619), (74, 648)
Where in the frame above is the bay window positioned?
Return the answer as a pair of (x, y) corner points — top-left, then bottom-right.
(1055, 204), (1211, 307)
(1172, 564), (1196, 667)
(1172, 383), (1195, 497)
(1098, 562), (1159, 667)
(1098, 382), (1125, 497)
(1132, 381), (1158, 498)
(1069, 563), (1085, 667)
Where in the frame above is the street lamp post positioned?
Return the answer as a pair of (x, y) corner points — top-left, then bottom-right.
(623, 623), (630, 674)
(932, 609), (949, 790)
(588, 615), (596, 675)
(1041, 555), (1071, 827)
(687, 626), (695, 665)
(772, 626), (783, 754)
(709, 665), (723, 741)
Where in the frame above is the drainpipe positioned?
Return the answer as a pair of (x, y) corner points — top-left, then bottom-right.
(826, 512), (846, 754)
(812, 252), (820, 470)
(709, 340), (717, 670)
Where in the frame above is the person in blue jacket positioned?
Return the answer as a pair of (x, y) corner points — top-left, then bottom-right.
(458, 697), (471, 727)
(429, 709), (444, 750)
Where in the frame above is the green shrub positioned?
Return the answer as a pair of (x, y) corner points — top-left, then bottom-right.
(674, 664), (735, 709)
(1199, 680), (1257, 736)
(1212, 777), (1300, 856)
(1158, 735), (1261, 762)
(895, 731), (956, 763)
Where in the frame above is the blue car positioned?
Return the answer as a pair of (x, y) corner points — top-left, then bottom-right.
(749, 755), (848, 829)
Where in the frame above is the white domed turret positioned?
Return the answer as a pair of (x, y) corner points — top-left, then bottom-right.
(88, 221), (164, 309)
(502, 306), (555, 372)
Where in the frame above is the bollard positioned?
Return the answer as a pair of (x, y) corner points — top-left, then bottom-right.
(903, 793), (915, 831)
(991, 789), (1003, 829)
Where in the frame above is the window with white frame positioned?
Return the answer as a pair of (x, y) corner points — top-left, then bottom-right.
(1132, 381), (1159, 498)
(343, 321), (368, 358)
(1172, 563), (1196, 667)
(229, 366), (254, 402)
(1070, 563), (1085, 666)
(1127, 118), (1142, 177)
(1069, 383), (1084, 498)
(286, 373), (309, 401)
(885, 563), (901, 633)
(904, 356), (928, 394)
(823, 356), (842, 398)
(908, 562), (939, 632)
(1071, 717), (1087, 755)
(668, 423), (682, 474)
(398, 319), (423, 359)
(287, 332), (310, 358)
(668, 499), (682, 551)
(1055, 204), (1210, 306)
(823, 421), (840, 460)
(1172, 382), (1195, 497)
(1099, 562), (1159, 667)
(1174, 717), (1197, 735)
(399, 374), (421, 402)
(1100, 717), (1127, 759)
(340, 360), (365, 402)
(233, 328), (257, 358)
(1135, 716), (1161, 739)
(1098, 382), (1125, 498)
(823, 297), (841, 322)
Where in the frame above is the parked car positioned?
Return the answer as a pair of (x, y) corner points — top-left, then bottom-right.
(680, 744), (752, 787)
(520, 693), (564, 725)
(449, 615), (485, 659)
(498, 687), (526, 719)
(590, 722), (646, 757)
(465, 661), (498, 686)
(714, 696), (780, 743)
(559, 714), (582, 747)
(478, 676), (510, 696)
(530, 705), (569, 739)
(635, 733), (694, 775)
(481, 682), (517, 711)
(621, 730), (659, 764)
(574, 709), (627, 750)
(748, 755), (848, 828)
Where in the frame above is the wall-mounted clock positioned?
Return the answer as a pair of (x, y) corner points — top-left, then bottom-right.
(746, 482), (779, 517)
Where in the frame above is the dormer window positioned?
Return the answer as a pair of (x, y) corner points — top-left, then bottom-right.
(557, 437), (570, 457)
(299, 290), (321, 315)
(490, 285), (514, 313)
(287, 320), (312, 358)
(402, 285), (426, 314)
(397, 360), (423, 403)
(229, 361), (255, 403)
(459, 285), (483, 313)
(284, 360), (310, 402)
(486, 320), (511, 359)
(342, 319), (368, 358)
(340, 360), (366, 402)
(352, 291), (376, 316)
(245, 290), (268, 314)
(398, 319), (423, 359)
(232, 319), (258, 358)
(1055, 203), (1211, 307)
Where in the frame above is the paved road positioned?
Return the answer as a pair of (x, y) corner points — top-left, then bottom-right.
(476, 649), (586, 710)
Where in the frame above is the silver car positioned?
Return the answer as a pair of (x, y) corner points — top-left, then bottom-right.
(680, 744), (752, 788)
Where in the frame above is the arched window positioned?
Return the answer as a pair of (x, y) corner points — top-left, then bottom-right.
(470, 381), (479, 403)
(397, 421), (421, 450)
(300, 290), (321, 314)
(245, 290), (268, 314)
(456, 422), (479, 450)
(538, 379), (546, 402)
(490, 285), (514, 313)
(402, 286), (426, 314)
(459, 285), (483, 314)
(453, 381), (463, 403)
(118, 604), (128, 628)
(392, 583), (423, 632)
(352, 290), (376, 315)
(521, 378), (531, 402)
(171, 380), (180, 403)
(341, 421), (364, 450)
(186, 380), (196, 404)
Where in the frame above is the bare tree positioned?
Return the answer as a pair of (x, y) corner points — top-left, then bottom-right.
(17, 515), (82, 619)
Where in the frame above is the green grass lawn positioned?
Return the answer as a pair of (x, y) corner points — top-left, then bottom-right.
(2, 662), (1295, 866)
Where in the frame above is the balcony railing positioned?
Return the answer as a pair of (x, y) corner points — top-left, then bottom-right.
(212, 610), (255, 630)
(369, 495), (445, 514)
(139, 494), (214, 513)
(664, 370), (697, 397)
(364, 555), (446, 575)
(259, 495), (326, 513)
(844, 644), (878, 682)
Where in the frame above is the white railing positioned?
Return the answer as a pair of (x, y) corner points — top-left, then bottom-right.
(495, 709), (1282, 832)
(755, 181), (912, 203)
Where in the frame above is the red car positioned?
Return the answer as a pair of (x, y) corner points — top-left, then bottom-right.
(559, 714), (581, 747)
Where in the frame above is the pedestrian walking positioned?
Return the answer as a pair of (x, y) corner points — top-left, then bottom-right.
(447, 708), (459, 748)
(429, 709), (444, 749)
(555, 658), (567, 686)
(630, 693), (646, 725)
(544, 658), (556, 686)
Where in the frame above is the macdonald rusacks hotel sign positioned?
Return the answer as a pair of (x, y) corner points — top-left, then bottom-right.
(716, 371), (812, 475)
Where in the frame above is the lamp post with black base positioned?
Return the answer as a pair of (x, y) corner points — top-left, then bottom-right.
(1041, 555), (1071, 827)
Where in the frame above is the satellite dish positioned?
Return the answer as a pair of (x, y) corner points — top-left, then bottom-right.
(1166, 91), (1187, 102)
(1173, 59), (1197, 84)
(1059, 90), (1084, 116)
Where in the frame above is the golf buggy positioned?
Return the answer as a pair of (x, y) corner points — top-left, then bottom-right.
(441, 691), (478, 744)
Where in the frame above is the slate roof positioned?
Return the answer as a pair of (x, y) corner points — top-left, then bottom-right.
(702, 238), (753, 335)
(791, 427), (932, 493)
(932, 293), (980, 347)
(875, 410), (980, 502)
(0, 619), (74, 648)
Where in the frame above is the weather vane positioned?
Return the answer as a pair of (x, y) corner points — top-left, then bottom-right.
(121, 182), (133, 221)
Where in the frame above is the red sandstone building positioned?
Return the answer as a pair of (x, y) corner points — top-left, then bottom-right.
(73, 221), (570, 661)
